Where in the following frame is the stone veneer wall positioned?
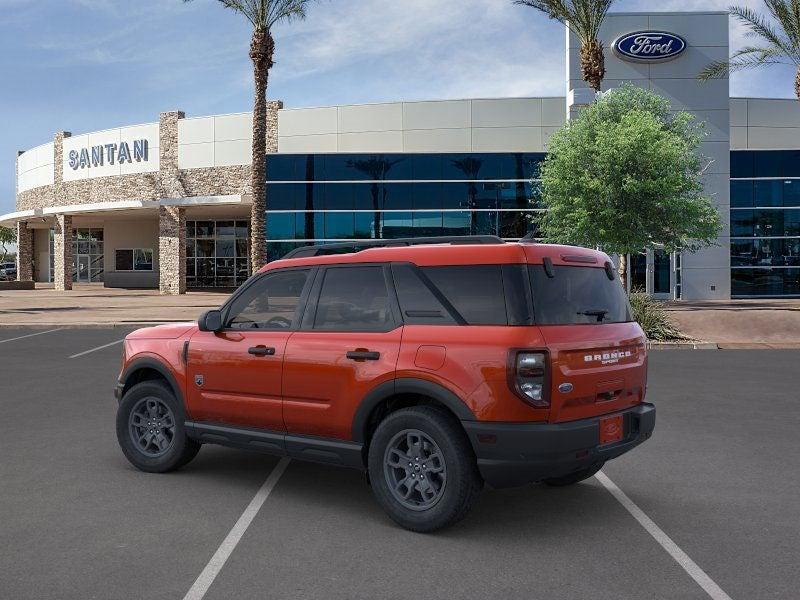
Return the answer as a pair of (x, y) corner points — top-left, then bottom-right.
(53, 214), (73, 291)
(15, 222), (33, 281)
(15, 102), (282, 292)
(16, 103), (283, 211)
(158, 206), (186, 295)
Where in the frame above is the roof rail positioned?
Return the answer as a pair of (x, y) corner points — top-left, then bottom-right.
(281, 236), (505, 259)
(519, 232), (537, 244)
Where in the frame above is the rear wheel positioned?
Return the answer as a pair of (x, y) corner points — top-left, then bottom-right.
(116, 380), (200, 473)
(542, 462), (604, 487)
(368, 406), (482, 532)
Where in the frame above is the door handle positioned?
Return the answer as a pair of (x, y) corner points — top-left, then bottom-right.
(248, 345), (276, 356)
(346, 350), (381, 361)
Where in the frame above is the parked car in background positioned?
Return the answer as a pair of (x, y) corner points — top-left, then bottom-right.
(114, 236), (655, 532)
(0, 262), (16, 281)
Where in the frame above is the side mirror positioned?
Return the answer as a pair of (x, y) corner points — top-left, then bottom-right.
(198, 309), (223, 332)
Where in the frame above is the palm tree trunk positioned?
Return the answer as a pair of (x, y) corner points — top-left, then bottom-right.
(580, 40), (605, 92)
(796, 67), (800, 102)
(618, 253), (628, 291)
(249, 29), (274, 271)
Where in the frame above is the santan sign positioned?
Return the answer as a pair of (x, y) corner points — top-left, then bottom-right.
(613, 31), (687, 62)
(68, 139), (149, 170)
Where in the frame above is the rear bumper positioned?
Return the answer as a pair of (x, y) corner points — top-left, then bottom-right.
(462, 403), (655, 489)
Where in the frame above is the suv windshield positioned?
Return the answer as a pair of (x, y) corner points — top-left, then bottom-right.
(529, 265), (632, 325)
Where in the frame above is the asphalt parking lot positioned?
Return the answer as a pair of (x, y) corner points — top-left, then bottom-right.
(1, 327), (799, 599)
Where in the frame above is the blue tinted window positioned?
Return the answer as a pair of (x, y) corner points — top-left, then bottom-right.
(730, 210), (753, 237)
(754, 180), (783, 207)
(295, 212), (323, 240)
(730, 152), (754, 178)
(781, 150), (800, 177)
(355, 213), (377, 239)
(381, 183), (413, 210)
(267, 184), (299, 210)
(412, 155), (442, 180)
(324, 183), (353, 210)
(500, 211), (529, 238)
(325, 212), (355, 239)
(471, 183), (499, 210)
(412, 182), (443, 209)
(732, 268), (800, 296)
(730, 181), (753, 208)
(441, 183), (470, 209)
(754, 151), (783, 177)
(266, 155), (296, 181)
(442, 211), (471, 235)
(382, 212), (414, 238)
(413, 212), (443, 236)
(783, 180), (800, 207)
(785, 210), (800, 235)
(353, 183), (381, 210)
(472, 211), (499, 236)
(266, 213), (295, 239)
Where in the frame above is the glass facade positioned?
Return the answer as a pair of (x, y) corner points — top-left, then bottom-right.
(264, 153), (545, 262)
(186, 220), (250, 288)
(731, 151), (800, 296)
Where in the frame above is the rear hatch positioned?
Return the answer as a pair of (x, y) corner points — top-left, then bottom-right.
(526, 259), (647, 423)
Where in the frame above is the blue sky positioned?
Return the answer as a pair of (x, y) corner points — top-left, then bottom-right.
(1, 0), (797, 215)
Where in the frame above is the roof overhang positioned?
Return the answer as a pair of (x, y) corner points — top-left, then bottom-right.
(0, 194), (245, 227)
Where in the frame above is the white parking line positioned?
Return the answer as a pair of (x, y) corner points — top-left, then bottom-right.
(0, 329), (63, 345)
(595, 471), (733, 600)
(68, 338), (124, 359)
(183, 457), (291, 600)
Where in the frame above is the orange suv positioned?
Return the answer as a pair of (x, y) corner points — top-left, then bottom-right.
(115, 236), (655, 532)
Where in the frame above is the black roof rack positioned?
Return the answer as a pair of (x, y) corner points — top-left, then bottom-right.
(281, 236), (505, 260)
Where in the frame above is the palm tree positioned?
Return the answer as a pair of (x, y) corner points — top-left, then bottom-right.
(514, 0), (615, 92)
(348, 157), (404, 239)
(185, 0), (315, 271)
(699, 2), (800, 100)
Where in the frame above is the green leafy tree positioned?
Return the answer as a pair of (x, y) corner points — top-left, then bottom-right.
(184, 0), (316, 269)
(535, 84), (722, 286)
(515, 0), (615, 91)
(699, 2), (800, 100)
(0, 226), (15, 263)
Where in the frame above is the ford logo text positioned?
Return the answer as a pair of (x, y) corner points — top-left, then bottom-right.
(613, 31), (687, 62)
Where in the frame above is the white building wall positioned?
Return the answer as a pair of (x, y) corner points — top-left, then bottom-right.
(177, 112), (253, 169)
(730, 98), (800, 150)
(274, 98), (565, 154)
(17, 142), (55, 193)
(61, 123), (160, 182)
(568, 11), (731, 300)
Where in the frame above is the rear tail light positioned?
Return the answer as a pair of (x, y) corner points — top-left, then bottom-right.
(509, 351), (550, 408)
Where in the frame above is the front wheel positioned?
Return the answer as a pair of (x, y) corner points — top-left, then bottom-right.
(368, 406), (483, 532)
(116, 380), (200, 473)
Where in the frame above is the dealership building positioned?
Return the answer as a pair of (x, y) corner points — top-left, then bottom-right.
(4, 10), (800, 299)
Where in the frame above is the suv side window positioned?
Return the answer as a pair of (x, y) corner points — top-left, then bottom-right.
(421, 265), (508, 325)
(225, 269), (310, 330)
(391, 264), (457, 325)
(313, 266), (393, 331)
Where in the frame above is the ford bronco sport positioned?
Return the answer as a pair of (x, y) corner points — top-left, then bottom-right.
(115, 236), (655, 532)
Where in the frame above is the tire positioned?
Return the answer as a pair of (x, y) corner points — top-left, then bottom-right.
(116, 380), (200, 473)
(542, 461), (604, 487)
(368, 406), (483, 533)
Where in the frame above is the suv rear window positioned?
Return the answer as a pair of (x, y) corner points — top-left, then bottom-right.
(529, 265), (632, 325)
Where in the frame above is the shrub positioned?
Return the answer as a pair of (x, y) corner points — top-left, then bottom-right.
(628, 293), (688, 341)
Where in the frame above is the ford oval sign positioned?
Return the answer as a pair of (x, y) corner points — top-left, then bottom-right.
(613, 31), (686, 62)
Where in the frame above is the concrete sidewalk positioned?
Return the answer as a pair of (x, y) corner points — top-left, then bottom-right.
(664, 299), (800, 348)
(0, 283), (226, 327)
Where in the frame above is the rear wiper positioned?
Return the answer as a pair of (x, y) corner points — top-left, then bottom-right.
(578, 309), (608, 322)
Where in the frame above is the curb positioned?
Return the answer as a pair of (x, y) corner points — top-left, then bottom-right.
(647, 341), (718, 350)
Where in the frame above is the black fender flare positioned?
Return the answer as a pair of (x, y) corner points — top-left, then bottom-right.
(119, 357), (184, 407)
(351, 377), (475, 443)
